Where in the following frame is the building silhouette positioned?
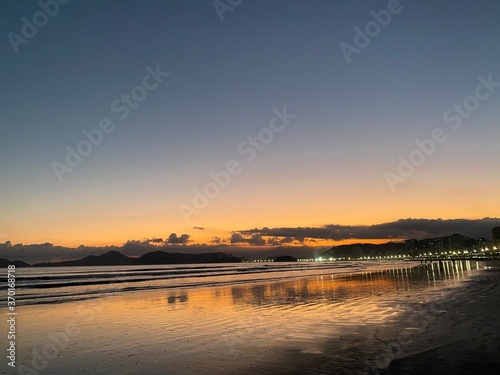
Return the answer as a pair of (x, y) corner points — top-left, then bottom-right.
(447, 234), (465, 251)
(493, 227), (500, 247)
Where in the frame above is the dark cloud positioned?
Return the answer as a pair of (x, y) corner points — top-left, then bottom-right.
(267, 236), (295, 245)
(267, 237), (281, 245)
(0, 242), (124, 264)
(0, 241), (230, 264)
(192, 227), (205, 230)
(247, 234), (266, 246)
(211, 236), (223, 244)
(230, 233), (246, 244)
(239, 218), (500, 241)
(3, 218), (498, 264)
(230, 233), (266, 246)
(147, 238), (164, 243)
(167, 233), (190, 244)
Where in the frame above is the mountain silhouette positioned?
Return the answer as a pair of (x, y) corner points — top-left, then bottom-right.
(321, 242), (405, 258)
(0, 258), (30, 268)
(32, 250), (241, 267)
(274, 255), (298, 262)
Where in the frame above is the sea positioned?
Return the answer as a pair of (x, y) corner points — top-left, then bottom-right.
(9, 261), (423, 306)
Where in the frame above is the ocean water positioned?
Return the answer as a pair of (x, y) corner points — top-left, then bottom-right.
(8, 261), (418, 306)
(1, 260), (485, 375)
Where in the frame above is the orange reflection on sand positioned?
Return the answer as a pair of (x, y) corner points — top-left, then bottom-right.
(13, 263), (483, 375)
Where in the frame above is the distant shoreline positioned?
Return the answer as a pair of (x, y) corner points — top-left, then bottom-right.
(2, 249), (499, 268)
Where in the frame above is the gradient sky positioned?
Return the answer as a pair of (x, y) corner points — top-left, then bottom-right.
(1, 0), (499, 247)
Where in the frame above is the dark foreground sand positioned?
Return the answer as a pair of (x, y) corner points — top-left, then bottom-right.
(381, 261), (500, 375)
(281, 261), (500, 375)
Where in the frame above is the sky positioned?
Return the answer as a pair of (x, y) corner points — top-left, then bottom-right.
(1, 0), (499, 251)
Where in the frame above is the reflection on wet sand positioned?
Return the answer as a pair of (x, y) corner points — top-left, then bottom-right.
(14, 261), (484, 375)
(167, 292), (188, 304)
(228, 260), (478, 308)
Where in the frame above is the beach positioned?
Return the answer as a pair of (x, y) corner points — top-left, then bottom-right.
(2, 260), (499, 374)
(4, 2), (499, 374)
(380, 261), (500, 375)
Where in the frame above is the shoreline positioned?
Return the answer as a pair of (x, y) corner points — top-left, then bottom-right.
(12, 260), (420, 307)
(276, 260), (500, 375)
(379, 260), (500, 374)
(5, 260), (496, 374)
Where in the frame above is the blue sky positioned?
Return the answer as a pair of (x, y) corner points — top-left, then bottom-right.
(0, 0), (499, 246)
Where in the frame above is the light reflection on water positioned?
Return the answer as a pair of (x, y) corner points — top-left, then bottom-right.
(8, 261), (405, 306)
(11, 261), (484, 375)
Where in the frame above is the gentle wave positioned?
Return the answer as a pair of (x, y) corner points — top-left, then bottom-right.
(5, 261), (387, 306)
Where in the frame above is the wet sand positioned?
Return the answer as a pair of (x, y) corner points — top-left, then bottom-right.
(3, 260), (498, 374)
(380, 260), (500, 375)
(282, 260), (500, 375)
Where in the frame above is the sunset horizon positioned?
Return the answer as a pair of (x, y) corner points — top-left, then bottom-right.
(3, 216), (500, 248)
(2, 1), (500, 374)
(2, 216), (499, 264)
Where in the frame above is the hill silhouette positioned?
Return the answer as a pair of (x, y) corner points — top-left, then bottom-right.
(261, 246), (314, 259)
(0, 258), (30, 268)
(320, 242), (405, 258)
(274, 255), (298, 262)
(32, 250), (242, 267)
(137, 251), (241, 264)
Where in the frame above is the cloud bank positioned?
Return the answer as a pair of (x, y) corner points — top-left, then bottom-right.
(1, 219), (498, 263)
(238, 218), (500, 241)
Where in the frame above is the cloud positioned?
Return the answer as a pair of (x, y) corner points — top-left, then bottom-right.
(147, 237), (164, 243)
(230, 233), (246, 244)
(239, 218), (500, 241)
(3, 218), (498, 264)
(267, 237), (281, 245)
(247, 234), (266, 246)
(0, 242), (123, 264)
(192, 227), (205, 230)
(0, 240), (231, 264)
(230, 233), (266, 246)
(267, 236), (295, 245)
(211, 236), (223, 244)
(167, 233), (190, 244)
